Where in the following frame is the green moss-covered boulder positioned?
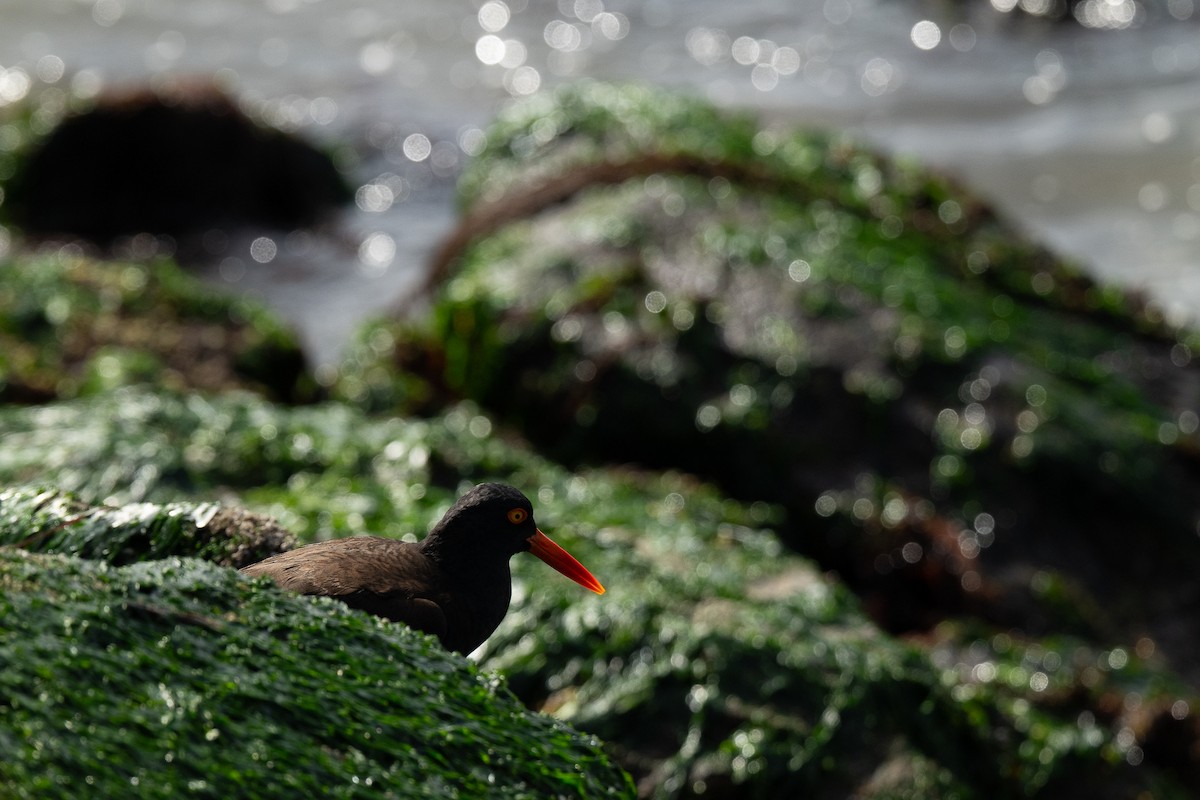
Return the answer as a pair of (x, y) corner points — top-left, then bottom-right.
(0, 547), (632, 799)
(1, 389), (1195, 798)
(0, 253), (311, 403)
(2, 77), (1197, 800)
(0, 485), (293, 568)
(337, 82), (1200, 687)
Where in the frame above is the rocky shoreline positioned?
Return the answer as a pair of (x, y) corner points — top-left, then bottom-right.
(1, 81), (1197, 798)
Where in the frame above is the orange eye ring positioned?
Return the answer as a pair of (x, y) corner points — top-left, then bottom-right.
(507, 508), (529, 525)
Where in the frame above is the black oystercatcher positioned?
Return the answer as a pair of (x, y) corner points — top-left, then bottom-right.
(240, 483), (604, 653)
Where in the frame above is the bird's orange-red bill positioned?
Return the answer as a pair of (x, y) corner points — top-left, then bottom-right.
(527, 529), (605, 594)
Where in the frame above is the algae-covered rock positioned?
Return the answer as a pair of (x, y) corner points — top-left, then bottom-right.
(0, 548), (632, 799)
(1, 388), (1195, 798)
(338, 83), (1200, 688)
(2, 78), (1198, 799)
(0, 485), (292, 568)
(0, 253), (311, 403)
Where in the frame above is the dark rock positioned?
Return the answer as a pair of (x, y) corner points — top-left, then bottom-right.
(4, 84), (350, 243)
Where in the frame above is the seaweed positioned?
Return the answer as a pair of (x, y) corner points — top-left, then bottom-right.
(0, 549), (632, 799)
(1, 390), (1193, 797)
(339, 83), (1200, 692)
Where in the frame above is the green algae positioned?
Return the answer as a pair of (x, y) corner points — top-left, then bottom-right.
(1, 388), (1193, 798)
(338, 83), (1200, 692)
(0, 485), (292, 568)
(0, 549), (632, 800)
(0, 253), (310, 403)
(2, 78), (1199, 798)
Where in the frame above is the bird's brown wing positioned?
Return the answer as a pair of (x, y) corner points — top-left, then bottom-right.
(240, 536), (449, 642)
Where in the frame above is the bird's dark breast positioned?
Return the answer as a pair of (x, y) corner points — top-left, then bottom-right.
(338, 580), (510, 654)
(443, 569), (514, 653)
(240, 535), (513, 654)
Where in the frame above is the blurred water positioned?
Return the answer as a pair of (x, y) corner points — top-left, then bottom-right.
(2, 0), (1198, 365)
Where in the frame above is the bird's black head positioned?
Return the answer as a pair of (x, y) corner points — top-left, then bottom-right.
(421, 483), (540, 565)
(422, 482), (605, 596)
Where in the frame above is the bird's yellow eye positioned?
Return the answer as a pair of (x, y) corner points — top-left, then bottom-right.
(507, 508), (529, 525)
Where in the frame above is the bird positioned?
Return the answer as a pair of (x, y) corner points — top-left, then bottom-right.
(240, 483), (604, 653)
